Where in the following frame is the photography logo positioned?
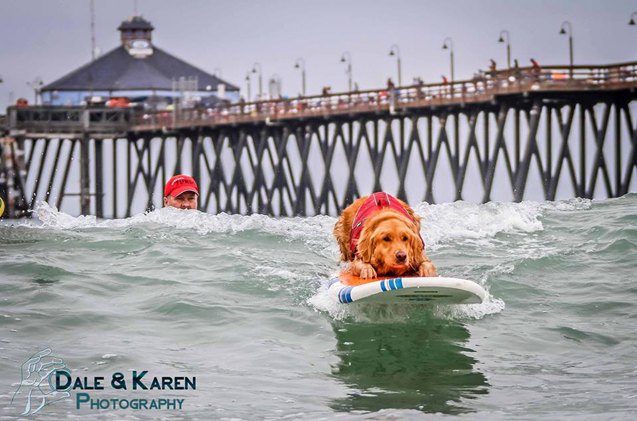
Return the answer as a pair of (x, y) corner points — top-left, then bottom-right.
(10, 348), (196, 414)
(11, 348), (71, 415)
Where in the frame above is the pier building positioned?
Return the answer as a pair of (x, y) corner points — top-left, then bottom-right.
(40, 16), (239, 107)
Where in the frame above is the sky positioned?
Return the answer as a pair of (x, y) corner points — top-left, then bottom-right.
(0, 0), (636, 110)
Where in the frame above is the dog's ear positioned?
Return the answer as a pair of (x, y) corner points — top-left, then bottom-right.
(408, 225), (425, 267)
(357, 226), (375, 263)
(333, 196), (369, 262)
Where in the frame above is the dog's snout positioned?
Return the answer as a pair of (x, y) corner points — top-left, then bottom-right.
(396, 251), (407, 262)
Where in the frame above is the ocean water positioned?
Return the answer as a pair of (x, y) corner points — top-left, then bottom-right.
(0, 194), (636, 420)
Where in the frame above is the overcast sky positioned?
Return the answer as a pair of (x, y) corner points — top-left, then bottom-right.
(0, 0), (635, 110)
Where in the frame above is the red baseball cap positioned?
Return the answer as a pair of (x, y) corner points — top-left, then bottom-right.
(164, 174), (199, 198)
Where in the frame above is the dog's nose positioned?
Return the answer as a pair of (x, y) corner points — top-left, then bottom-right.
(396, 251), (407, 262)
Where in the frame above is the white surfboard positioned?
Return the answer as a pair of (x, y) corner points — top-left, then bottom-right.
(328, 273), (486, 304)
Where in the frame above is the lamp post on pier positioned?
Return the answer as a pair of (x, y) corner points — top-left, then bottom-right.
(294, 58), (306, 96)
(442, 37), (454, 84)
(559, 21), (574, 79)
(388, 44), (402, 86)
(245, 72), (251, 102)
(340, 52), (352, 92)
(498, 30), (511, 69)
(252, 62), (263, 100)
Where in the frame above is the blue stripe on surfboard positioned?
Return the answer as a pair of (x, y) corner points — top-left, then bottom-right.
(335, 277), (406, 303)
(339, 287), (353, 303)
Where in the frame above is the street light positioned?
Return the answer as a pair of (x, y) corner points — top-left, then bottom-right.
(388, 44), (402, 86)
(559, 21), (574, 78)
(340, 52), (352, 92)
(245, 72), (252, 101)
(442, 37), (454, 83)
(252, 62), (263, 100)
(629, 12), (637, 25)
(498, 30), (511, 69)
(294, 58), (306, 96)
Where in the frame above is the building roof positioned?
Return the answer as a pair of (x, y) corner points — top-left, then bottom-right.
(118, 16), (154, 31)
(42, 45), (238, 92)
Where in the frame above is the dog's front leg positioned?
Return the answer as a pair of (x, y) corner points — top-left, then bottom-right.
(349, 260), (377, 279)
(417, 258), (438, 277)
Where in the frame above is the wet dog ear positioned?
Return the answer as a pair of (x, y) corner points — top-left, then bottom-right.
(357, 228), (374, 263)
(408, 227), (425, 267)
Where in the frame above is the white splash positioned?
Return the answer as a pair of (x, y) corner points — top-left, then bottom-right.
(416, 200), (544, 246)
(33, 201), (336, 244)
(36, 201), (97, 229)
(31, 198), (590, 253)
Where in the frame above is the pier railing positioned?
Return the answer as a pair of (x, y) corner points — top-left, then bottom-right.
(132, 61), (637, 131)
(6, 107), (131, 137)
(4, 61), (636, 136)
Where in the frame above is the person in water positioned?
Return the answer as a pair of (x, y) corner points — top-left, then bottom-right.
(163, 174), (199, 209)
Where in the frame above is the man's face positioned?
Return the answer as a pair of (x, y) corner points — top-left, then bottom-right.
(164, 191), (198, 209)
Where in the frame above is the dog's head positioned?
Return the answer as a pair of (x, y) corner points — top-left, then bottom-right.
(356, 210), (424, 276)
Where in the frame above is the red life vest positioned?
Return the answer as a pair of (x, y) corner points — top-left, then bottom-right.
(349, 192), (425, 257)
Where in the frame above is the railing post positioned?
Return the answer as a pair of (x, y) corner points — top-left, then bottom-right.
(95, 138), (104, 218)
(8, 107), (17, 130)
(80, 133), (91, 215)
(82, 108), (90, 131)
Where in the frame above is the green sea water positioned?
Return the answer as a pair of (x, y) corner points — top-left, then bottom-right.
(0, 194), (635, 420)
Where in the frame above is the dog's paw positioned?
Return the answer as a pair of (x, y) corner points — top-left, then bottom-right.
(359, 263), (377, 279)
(418, 261), (438, 277)
(349, 260), (377, 279)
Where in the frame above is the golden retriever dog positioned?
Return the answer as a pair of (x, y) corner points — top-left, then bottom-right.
(333, 192), (438, 279)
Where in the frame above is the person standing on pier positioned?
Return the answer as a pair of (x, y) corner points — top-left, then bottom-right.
(530, 58), (542, 81)
(489, 59), (497, 76)
(163, 174), (199, 210)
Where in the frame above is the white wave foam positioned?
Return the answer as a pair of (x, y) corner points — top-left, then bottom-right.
(415, 200), (547, 246)
(433, 294), (506, 320)
(31, 201), (340, 261)
(543, 197), (592, 211)
(420, 198), (590, 245)
(306, 280), (351, 321)
(34, 200), (334, 239)
(36, 201), (97, 229)
(33, 197), (591, 247)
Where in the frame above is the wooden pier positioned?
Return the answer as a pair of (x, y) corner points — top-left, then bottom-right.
(1, 62), (636, 218)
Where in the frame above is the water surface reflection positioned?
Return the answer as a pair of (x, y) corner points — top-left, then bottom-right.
(330, 310), (488, 414)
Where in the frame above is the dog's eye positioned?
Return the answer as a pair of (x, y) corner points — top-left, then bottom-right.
(383, 236), (391, 242)
(402, 235), (408, 241)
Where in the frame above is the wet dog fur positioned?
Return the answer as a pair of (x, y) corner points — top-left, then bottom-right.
(333, 195), (438, 279)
